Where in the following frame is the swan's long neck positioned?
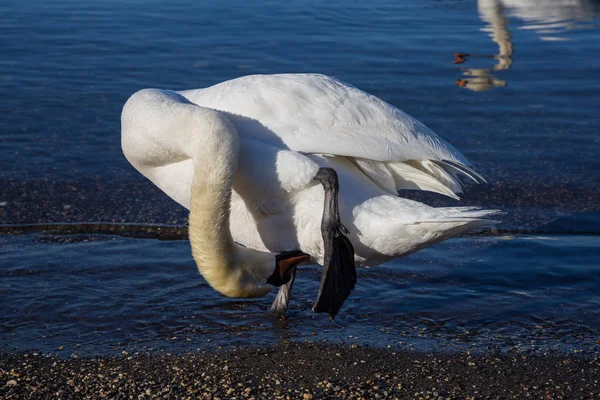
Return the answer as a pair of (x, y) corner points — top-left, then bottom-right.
(188, 111), (275, 297)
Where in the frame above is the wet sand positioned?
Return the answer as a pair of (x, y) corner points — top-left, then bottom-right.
(2, 342), (599, 399)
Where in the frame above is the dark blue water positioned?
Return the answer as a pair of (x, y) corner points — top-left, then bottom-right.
(1, 0), (599, 354)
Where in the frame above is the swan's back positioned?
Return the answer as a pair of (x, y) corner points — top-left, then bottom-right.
(179, 74), (483, 198)
(181, 74), (467, 162)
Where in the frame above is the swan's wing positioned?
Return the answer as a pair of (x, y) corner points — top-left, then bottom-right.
(180, 74), (486, 198)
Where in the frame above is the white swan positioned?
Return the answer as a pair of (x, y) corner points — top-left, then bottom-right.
(121, 74), (498, 318)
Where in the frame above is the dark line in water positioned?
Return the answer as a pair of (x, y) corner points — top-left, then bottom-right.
(0, 223), (189, 240)
(0, 223), (598, 240)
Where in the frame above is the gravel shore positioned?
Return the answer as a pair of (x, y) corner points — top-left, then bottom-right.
(2, 342), (599, 399)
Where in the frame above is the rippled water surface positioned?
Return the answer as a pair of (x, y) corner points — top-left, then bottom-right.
(1, 0), (599, 354)
(2, 233), (599, 354)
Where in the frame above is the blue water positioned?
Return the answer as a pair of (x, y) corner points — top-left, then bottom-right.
(1, 0), (599, 354)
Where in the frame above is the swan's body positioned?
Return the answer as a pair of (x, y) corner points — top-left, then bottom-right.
(121, 74), (497, 314)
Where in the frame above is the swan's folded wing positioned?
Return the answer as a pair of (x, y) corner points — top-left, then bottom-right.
(181, 74), (466, 163)
(180, 73), (485, 199)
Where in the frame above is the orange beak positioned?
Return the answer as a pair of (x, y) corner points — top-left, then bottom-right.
(277, 254), (311, 278)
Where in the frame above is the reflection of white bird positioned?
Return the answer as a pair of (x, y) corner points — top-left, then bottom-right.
(122, 74), (498, 318)
(479, 0), (600, 41)
(456, 68), (508, 91)
(458, 0), (599, 90)
(455, 0), (514, 90)
(478, 0), (514, 70)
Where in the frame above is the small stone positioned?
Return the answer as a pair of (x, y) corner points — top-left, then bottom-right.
(7, 380), (17, 387)
(303, 394), (313, 399)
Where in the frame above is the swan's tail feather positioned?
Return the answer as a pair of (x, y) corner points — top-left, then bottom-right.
(405, 159), (464, 194)
(408, 208), (500, 247)
(352, 158), (487, 201)
(417, 208), (502, 227)
(353, 159), (398, 195)
(386, 161), (460, 200)
(439, 207), (502, 220)
(436, 160), (487, 184)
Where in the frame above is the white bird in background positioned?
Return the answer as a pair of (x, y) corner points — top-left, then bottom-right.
(121, 74), (498, 319)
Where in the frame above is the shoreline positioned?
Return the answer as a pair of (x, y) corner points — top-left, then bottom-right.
(2, 342), (599, 399)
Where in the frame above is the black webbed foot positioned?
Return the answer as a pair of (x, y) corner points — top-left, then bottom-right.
(312, 167), (357, 319)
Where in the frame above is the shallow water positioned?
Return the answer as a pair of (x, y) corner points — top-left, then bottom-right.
(1, 0), (599, 354)
(1, 233), (599, 355)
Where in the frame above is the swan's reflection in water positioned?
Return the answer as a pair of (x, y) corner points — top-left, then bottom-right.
(455, 67), (508, 91)
(455, 0), (600, 91)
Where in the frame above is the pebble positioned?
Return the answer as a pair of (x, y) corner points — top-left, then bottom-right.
(0, 342), (597, 399)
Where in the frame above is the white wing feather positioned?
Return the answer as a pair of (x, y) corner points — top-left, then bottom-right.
(180, 74), (483, 198)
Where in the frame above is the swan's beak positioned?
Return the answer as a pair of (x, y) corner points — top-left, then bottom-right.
(266, 250), (310, 286)
(455, 79), (468, 87)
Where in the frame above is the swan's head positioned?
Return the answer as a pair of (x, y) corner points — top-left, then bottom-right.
(267, 250), (311, 286)
(199, 247), (310, 298)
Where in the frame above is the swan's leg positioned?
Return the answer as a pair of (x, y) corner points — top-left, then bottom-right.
(270, 267), (297, 315)
(268, 250), (309, 315)
(312, 167), (357, 320)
